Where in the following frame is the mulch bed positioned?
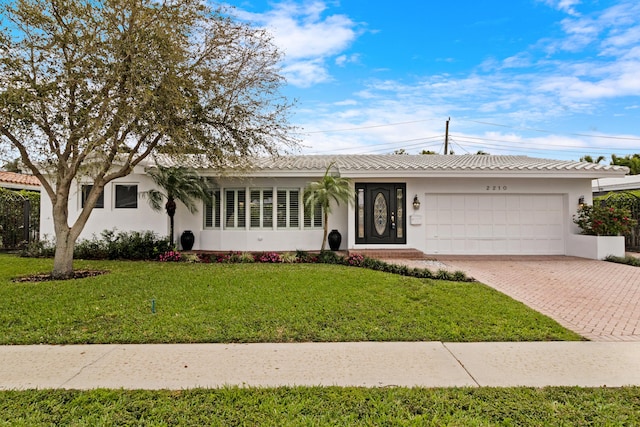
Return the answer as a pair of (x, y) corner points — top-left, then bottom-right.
(13, 270), (109, 282)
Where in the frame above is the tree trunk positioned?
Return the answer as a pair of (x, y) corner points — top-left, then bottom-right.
(52, 227), (75, 279)
(169, 213), (175, 246)
(321, 209), (329, 251)
(166, 198), (177, 245)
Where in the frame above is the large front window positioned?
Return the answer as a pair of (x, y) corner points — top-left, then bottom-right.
(209, 186), (320, 230)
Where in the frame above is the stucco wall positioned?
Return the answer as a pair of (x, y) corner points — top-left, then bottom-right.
(347, 176), (592, 255)
(40, 167), (168, 242)
(41, 171), (593, 255)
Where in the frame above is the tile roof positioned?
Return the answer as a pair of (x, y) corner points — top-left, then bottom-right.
(150, 154), (628, 178)
(251, 154), (627, 174)
(0, 171), (40, 187)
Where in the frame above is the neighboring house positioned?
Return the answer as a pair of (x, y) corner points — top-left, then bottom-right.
(40, 154), (627, 258)
(592, 175), (640, 197)
(0, 171), (40, 192)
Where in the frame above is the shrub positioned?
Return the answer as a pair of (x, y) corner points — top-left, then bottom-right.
(158, 250), (182, 262)
(100, 230), (172, 260)
(280, 252), (298, 263)
(452, 270), (472, 282)
(20, 236), (55, 258)
(181, 253), (200, 263)
(74, 235), (109, 260)
(197, 253), (213, 263)
(346, 253), (365, 266)
(256, 252), (281, 263)
(317, 250), (345, 265)
(605, 254), (640, 267)
(574, 204), (637, 236)
(295, 250), (317, 263)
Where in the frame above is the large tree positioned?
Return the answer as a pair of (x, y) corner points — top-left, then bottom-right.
(0, 0), (296, 278)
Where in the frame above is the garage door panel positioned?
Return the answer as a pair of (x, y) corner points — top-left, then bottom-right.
(425, 194), (565, 255)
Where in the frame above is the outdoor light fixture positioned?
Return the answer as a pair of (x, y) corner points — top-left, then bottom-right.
(413, 195), (421, 210)
(578, 195), (585, 207)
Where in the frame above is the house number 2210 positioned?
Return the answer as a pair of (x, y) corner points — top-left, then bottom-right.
(486, 186), (508, 191)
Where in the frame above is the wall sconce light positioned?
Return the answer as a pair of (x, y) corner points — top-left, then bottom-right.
(578, 195), (585, 207)
(413, 195), (421, 210)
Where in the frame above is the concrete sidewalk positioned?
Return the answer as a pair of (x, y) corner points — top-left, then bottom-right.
(2, 342), (640, 390)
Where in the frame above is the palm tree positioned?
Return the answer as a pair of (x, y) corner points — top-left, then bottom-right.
(143, 166), (211, 245)
(303, 162), (354, 251)
(580, 155), (606, 164)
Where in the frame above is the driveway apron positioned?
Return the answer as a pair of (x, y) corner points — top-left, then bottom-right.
(432, 256), (640, 342)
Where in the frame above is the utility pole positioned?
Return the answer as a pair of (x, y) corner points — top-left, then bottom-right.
(444, 117), (450, 155)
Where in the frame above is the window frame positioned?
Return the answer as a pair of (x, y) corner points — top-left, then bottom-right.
(224, 188), (247, 229)
(203, 188), (221, 229)
(114, 184), (138, 209)
(276, 188), (301, 229)
(250, 188), (274, 229)
(304, 200), (324, 229)
(80, 184), (104, 209)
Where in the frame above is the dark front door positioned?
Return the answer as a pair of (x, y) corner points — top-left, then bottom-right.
(355, 183), (406, 244)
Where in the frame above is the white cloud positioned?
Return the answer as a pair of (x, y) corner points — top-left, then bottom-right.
(282, 59), (330, 88)
(234, 1), (361, 87)
(335, 53), (360, 67)
(539, 0), (582, 16)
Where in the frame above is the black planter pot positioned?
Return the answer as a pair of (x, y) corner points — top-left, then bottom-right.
(180, 230), (195, 251)
(328, 229), (342, 251)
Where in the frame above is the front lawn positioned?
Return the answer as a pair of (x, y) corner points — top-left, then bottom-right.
(0, 254), (581, 344)
(1, 387), (639, 425)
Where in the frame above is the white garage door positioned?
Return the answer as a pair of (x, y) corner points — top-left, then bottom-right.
(425, 194), (565, 255)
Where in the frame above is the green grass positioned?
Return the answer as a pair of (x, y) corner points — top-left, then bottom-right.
(0, 254), (580, 344)
(1, 387), (639, 425)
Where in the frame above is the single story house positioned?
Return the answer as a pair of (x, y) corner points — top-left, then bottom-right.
(40, 154), (628, 258)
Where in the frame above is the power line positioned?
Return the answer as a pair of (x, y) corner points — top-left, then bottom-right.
(449, 134), (633, 151)
(448, 138), (629, 156)
(458, 119), (640, 141)
(309, 135), (445, 154)
(297, 116), (640, 142)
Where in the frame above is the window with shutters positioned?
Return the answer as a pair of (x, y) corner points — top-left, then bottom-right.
(250, 189), (273, 229)
(277, 189), (300, 229)
(203, 189), (221, 229)
(304, 201), (323, 229)
(225, 189), (246, 228)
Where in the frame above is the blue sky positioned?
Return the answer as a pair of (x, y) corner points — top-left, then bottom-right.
(228, 0), (640, 160)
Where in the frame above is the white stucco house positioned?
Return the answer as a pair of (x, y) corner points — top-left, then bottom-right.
(40, 154), (629, 258)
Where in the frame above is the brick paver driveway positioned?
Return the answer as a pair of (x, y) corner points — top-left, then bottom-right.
(434, 256), (640, 342)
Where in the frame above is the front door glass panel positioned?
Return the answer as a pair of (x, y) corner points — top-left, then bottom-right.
(373, 192), (388, 235)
